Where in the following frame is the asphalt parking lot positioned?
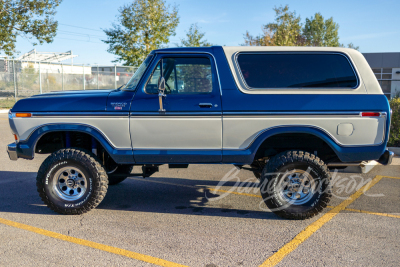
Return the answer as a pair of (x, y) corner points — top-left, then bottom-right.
(1, 112), (400, 267)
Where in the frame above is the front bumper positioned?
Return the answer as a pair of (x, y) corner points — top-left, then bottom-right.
(7, 143), (18, 161)
(377, 149), (394, 165)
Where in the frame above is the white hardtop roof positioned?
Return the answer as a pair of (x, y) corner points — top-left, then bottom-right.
(222, 46), (357, 53)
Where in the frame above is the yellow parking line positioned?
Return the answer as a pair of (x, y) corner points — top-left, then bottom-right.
(0, 217), (187, 267)
(131, 177), (400, 220)
(344, 208), (400, 219)
(259, 175), (383, 267)
(328, 205), (400, 219)
(0, 118), (8, 120)
(383, 176), (400, 180)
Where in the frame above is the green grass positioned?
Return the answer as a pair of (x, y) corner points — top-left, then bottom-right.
(0, 98), (16, 109)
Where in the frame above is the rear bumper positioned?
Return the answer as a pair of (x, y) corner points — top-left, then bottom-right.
(7, 143), (18, 161)
(377, 149), (394, 165)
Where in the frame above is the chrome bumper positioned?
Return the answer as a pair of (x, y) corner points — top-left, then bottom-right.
(378, 149), (394, 166)
(7, 143), (18, 161)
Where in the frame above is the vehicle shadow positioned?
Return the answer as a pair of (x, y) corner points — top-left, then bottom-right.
(97, 176), (279, 220)
(0, 171), (280, 220)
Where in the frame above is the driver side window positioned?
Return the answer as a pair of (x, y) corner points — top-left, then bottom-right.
(145, 57), (213, 94)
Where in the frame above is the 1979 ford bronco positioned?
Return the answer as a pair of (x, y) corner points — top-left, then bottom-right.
(6, 46), (393, 219)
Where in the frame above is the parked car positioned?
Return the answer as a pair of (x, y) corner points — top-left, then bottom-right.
(6, 46), (393, 219)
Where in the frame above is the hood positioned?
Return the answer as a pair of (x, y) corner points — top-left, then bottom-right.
(12, 89), (115, 112)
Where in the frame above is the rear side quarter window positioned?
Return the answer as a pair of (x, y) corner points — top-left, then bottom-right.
(236, 53), (359, 89)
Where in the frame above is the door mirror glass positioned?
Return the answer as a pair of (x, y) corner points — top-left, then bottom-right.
(158, 77), (166, 92)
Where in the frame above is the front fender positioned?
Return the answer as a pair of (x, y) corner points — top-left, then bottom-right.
(15, 123), (134, 164)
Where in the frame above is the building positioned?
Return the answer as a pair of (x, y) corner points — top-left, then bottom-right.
(362, 52), (400, 99)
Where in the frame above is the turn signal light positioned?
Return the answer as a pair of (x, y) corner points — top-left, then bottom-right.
(13, 134), (18, 141)
(15, 113), (31, 117)
(361, 112), (380, 117)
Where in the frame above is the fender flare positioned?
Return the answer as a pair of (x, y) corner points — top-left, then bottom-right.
(249, 125), (343, 156)
(223, 125), (386, 164)
(17, 123), (134, 164)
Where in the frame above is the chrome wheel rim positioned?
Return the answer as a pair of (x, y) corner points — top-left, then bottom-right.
(279, 169), (316, 205)
(53, 167), (87, 201)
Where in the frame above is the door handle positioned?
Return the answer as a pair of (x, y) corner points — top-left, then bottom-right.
(199, 103), (212, 108)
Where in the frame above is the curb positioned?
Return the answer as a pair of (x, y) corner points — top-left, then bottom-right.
(0, 109), (10, 114)
(388, 147), (400, 156)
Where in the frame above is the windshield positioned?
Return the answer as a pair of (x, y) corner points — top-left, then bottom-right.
(123, 55), (154, 90)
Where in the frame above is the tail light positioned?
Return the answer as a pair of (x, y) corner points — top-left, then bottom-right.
(361, 112), (380, 117)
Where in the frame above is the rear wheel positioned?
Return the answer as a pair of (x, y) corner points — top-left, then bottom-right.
(259, 150), (332, 220)
(36, 148), (108, 215)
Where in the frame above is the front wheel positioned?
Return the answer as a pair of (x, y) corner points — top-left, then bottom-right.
(36, 148), (108, 215)
(259, 150), (332, 220)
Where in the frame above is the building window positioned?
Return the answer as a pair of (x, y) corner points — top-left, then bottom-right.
(373, 68), (392, 99)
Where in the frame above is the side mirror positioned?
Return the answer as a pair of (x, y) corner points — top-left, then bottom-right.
(158, 77), (166, 112)
(158, 77), (165, 92)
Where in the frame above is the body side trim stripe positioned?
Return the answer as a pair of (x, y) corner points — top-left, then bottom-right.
(31, 112), (129, 118)
(130, 112), (222, 116)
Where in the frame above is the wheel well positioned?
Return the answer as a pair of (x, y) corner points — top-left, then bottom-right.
(35, 131), (120, 171)
(35, 131), (99, 154)
(254, 133), (339, 163)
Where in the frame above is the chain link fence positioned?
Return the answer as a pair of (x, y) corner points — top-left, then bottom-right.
(0, 59), (137, 103)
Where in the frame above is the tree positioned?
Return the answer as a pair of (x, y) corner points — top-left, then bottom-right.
(346, 42), (360, 51)
(243, 5), (359, 49)
(177, 23), (213, 47)
(243, 28), (274, 46)
(244, 5), (301, 46)
(303, 13), (340, 47)
(103, 0), (179, 66)
(0, 0), (62, 56)
(265, 5), (302, 46)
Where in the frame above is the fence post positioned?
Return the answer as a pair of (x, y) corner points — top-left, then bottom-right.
(83, 64), (85, 90)
(12, 60), (17, 101)
(39, 62), (42, 94)
(114, 65), (117, 89)
(97, 65), (99, 89)
(62, 63), (64, 91)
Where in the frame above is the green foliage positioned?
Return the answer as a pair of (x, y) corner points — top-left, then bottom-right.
(265, 5), (302, 46)
(103, 0), (179, 66)
(346, 42), (360, 51)
(19, 63), (38, 88)
(177, 23), (213, 47)
(303, 13), (340, 47)
(0, 98), (15, 109)
(243, 5), (359, 49)
(388, 97), (400, 147)
(0, 0), (62, 56)
(244, 5), (301, 46)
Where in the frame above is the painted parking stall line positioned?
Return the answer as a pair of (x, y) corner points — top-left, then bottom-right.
(258, 175), (384, 267)
(129, 176), (400, 219)
(0, 217), (188, 267)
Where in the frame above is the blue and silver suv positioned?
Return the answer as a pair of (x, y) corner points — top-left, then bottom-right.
(6, 46), (393, 219)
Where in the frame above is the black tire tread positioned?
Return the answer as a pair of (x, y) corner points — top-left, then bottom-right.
(260, 150), (332, 220)
(36, 148), (108, 215)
